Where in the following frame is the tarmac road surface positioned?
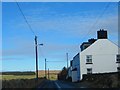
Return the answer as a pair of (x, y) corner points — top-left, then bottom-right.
(38, 80), (86, 89)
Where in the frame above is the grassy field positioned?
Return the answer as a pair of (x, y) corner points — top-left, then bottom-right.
(38, 70), (60, 80)
(1, 70), (60, 80)
(1, 70), (60, 88)
(2, 75), (35, 80)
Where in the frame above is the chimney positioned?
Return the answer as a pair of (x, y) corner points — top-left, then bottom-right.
(97, 29), (108, 39)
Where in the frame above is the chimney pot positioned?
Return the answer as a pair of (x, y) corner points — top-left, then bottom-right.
(97, 29), (108, 39)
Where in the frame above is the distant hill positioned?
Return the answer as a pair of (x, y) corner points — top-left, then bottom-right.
(1, 71), (35, 75)
(38, 70), (60, 76)
(0, 70), (61, 76)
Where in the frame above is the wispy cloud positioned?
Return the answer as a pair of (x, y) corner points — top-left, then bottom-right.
(16, 12), (118, 41)
(2, 2), (118, 61)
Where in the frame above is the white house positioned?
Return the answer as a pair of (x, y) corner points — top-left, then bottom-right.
(71, 29), (120, 82)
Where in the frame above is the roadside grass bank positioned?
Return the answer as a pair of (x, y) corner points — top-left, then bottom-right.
(1, 74), (46, 88)
(1, 70), (60, 88)
(2, 78), (46, 88)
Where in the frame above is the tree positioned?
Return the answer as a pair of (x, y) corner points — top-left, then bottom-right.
(58, 67), (67, 80)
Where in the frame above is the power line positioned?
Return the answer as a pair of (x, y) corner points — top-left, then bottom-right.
(15, 0), (36, 36)
(46, 61), (65, 62)
(81, 2), (111, 41)
(15, 0), (41, 81)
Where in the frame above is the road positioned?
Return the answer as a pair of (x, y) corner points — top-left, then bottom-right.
(38, 80), (86, 89)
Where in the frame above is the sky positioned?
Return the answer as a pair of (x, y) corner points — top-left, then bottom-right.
(2, 0), (120, 2)
(2, 2), (118, 71)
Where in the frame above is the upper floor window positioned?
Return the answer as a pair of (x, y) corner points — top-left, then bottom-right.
(86, 55), (92, 64)
(116, 54), (120, 63)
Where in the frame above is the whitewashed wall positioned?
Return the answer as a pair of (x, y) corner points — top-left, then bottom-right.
(72, 53), (80, 82)
(72, 71), (77, 82)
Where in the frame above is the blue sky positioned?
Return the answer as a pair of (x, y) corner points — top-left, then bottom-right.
(2, 2), (118, 71)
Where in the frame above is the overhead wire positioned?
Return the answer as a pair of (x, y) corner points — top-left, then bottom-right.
(46, 61), (65, 62)
(80, 2), (111, 41)
(15, 0), (36, 36)
(14, 0), (68, 70)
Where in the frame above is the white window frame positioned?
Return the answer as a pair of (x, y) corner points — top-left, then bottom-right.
(86, 55), (92, 64)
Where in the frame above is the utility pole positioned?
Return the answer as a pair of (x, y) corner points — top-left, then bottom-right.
(45, 58), (47, 78)
(48, 68), (49, 80)
(66, 53), (68, 68)
(35, 36), (38, 80)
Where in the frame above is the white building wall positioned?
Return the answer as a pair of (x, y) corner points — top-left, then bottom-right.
(72, 53), (80, 82)
(68, 67), (72, 77)
(72, 71), (77, 82)
(80, 39), (120, 80)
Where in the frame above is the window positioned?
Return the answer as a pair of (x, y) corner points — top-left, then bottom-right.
(86, 55), (92, 64)
(116, 54), (120, 63)
(87, 68), (92, 74)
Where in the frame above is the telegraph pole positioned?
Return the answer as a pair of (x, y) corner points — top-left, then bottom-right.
(48, 68), (49, 79)
(66, 53), (68, 68)
(35, 36), (38, 80)
(45, 58), (47, 78)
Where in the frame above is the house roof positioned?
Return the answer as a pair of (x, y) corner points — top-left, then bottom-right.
(80, 39), (120, 54)
(80, 38), (97, 51)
